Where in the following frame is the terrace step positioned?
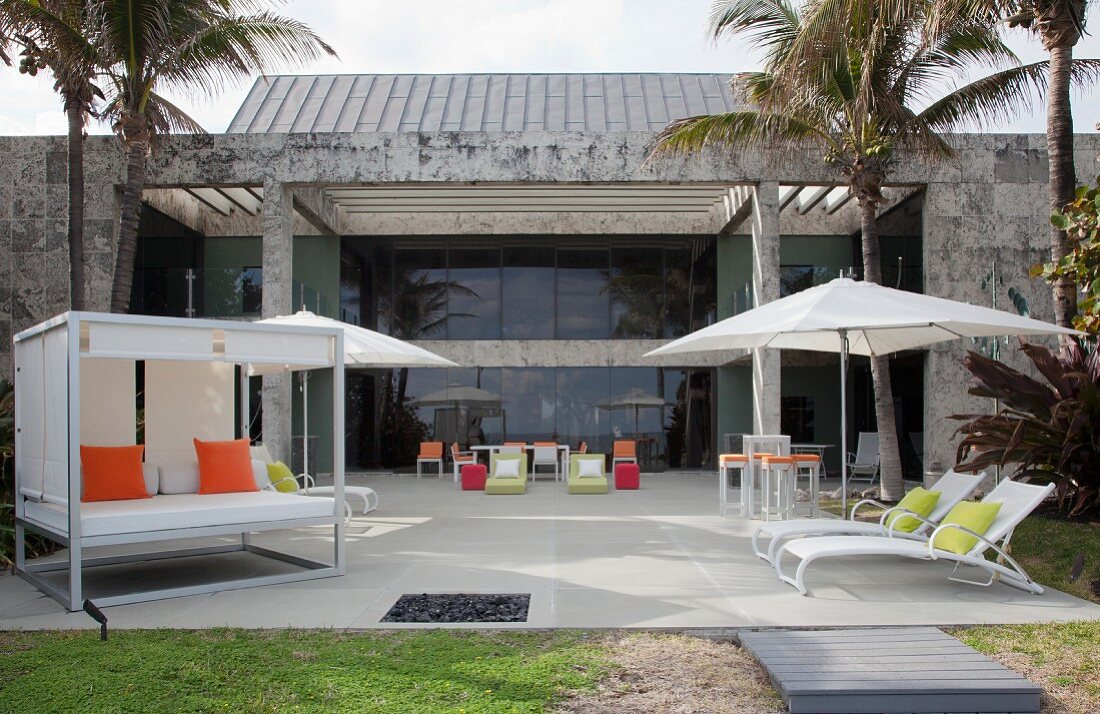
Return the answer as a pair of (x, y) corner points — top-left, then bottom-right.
(738, 627), (1040, 714)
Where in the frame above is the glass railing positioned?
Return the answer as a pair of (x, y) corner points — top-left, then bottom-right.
(131, 267), (329, 319)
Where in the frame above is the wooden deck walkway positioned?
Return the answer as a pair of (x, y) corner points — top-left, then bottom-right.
(738, 627), (1041, 714)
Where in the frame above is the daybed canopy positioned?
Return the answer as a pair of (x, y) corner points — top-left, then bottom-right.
(13, 312), (346, 611)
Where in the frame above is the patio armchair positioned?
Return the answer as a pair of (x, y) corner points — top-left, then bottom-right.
(450, 442), (477, 482)
(773, 480), (1055, 596)
(485, 453), (527, 495)
(846, 432), (881, 484)
(531, 444), (560, 482)
(417, 441), (445, 478)
(612, 440), (637, 468)
(568, 453), (608, 494)
(751, 470), (984, 565)
(251, 444), (378, 522)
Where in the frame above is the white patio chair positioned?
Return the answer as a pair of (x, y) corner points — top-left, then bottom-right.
(251, 444), (378, 523)
(773, 479), (1055, 596)
(531, 445), (560, 481)
(846, 431), (881, 483)
(751, 470), (985, 565)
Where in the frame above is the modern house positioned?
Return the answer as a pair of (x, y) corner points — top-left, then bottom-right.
(1, 73), (1094, 478)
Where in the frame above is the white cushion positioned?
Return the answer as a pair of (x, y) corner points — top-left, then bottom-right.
(578, 459), (602, 478)
(251, 459), (270, 490)
(494, 459), (521, 479)
(159, 461), (199, 494)
(23, 491), (335, 538)
(141, 463), (159, 497)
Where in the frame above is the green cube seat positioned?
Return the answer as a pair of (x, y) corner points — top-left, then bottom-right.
(568, 454), (608, 494)
(485, 453), (527, 495)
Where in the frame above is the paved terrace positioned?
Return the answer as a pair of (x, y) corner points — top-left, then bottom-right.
(2, 473), (1098, 629)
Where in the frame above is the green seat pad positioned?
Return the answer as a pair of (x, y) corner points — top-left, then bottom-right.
(567, 475), (608, 494)
(932, 500), (1002, 555)
(266, 461), (298, 493)
(485, 477), (526, 495)
(885, 486), (941, 533)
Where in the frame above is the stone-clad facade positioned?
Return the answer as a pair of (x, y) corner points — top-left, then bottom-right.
(1, 129), (1096, 474)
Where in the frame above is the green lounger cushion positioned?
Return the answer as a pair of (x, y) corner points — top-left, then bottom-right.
(885, 486), (940, 533)
(568, 454), (608, 494)
(932, 500), (1002, 554)
(486, 454), (527, 494)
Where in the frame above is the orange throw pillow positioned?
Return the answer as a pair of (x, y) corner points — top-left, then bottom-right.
(194, 438), (258, 494)
(81, 445), (150, 502)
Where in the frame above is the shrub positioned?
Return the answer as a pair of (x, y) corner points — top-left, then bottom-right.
(951, 342), (1100, 516)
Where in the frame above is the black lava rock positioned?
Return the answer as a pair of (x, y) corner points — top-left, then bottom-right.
(381, 593), (531, 623)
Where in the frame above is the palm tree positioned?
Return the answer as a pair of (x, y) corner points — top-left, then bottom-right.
(648, 0), (1100, 499)
(99, 0), (335, 313)
(1004, 1), (1090, 330)
(1, 0), (101, 309)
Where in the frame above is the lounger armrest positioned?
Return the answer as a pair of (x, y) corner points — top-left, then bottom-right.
(299, 474), (316, 491)
(267, 476), (300, 492)
(927, 523), (1036, 586)
(880, 507), (936, 536)
(850, 498), (889, 521)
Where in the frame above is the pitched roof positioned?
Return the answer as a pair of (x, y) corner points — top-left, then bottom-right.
(226, 73), (738, 134)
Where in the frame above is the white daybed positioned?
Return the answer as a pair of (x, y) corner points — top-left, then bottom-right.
(13, 312), (347, 611)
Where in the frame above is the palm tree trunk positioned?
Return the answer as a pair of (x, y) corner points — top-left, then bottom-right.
(859, 198), (904, 501)
(110, 138), (148, 313)
(1046, 43), (1078, 330)
(65, 101), (85, 310)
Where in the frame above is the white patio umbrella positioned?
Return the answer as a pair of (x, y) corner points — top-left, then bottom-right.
(257, 310), (457, 476)
(644, 277), (1079, 514)
(410, 384), (502, 408)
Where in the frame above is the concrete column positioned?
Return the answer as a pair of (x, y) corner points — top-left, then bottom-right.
(261, 179), (293, 462)
(751, 181), (782, 434)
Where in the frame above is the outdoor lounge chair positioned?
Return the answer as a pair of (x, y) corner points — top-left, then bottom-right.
(450, 442), (477, 482)
(251, 444), (379, 521)
(568, 453), (608, 494)
(485, 453), (527, 495)
(751, 470), (985, 565)
(773, 480), (1056, 596)
(846, 431), (881, 484)
(612, 440), (637, 468)
(417, 442), (444, 478)
(531, 444), (560, 481)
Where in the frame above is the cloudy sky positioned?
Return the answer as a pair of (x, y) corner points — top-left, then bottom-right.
(2, 0), (1098, 136)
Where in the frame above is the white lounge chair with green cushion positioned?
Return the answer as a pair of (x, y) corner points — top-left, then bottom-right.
(752, 470), (985, 565)
(568, 454), (608, 494)
(774, 480), (1055, 596)
(486, 453), (527, 495)
(251, 444), (378, 518)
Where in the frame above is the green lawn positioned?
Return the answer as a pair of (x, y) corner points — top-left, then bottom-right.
(0, 629), (610, 714)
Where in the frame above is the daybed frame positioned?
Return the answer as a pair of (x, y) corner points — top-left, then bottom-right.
(13, 312), (347, 611)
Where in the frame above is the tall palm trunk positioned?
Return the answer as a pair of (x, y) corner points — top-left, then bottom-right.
(858, 197), (904, 501)
(1046, 42), (1078, 330)
(109, 116), (149, 314)
(65, 99), (85, 310)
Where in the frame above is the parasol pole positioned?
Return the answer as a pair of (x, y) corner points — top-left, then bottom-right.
(840, 328), (849, 518)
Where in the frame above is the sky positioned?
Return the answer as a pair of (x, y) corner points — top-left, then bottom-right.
(1, 0), (1099, 136)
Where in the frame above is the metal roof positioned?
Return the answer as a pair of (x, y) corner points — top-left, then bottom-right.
(226, 73), (738, 134)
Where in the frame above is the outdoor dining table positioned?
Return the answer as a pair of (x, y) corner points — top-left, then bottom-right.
(470, 444), (571, 480)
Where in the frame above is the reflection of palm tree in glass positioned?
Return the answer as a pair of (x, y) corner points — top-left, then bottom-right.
(605, 265), (662, 338)
(378, 268), (475, 464)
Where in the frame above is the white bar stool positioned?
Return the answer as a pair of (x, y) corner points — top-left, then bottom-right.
(760, 455), (797, 521)
(718, 453), (749, 515)
(792, 453), (822, 517)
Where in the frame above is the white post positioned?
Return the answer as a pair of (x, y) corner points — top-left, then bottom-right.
(332, 332), (346, 575)
(301, 370), (310, 485)
(840, 329), (849, 519)
(66, 318), (83, 611)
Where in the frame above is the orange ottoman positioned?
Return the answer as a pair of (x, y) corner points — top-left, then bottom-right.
(614, 463), (640, 489)
(461, 464), (487, 490)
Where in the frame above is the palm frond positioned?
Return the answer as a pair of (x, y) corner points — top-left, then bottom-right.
(647, 109), (837, 159)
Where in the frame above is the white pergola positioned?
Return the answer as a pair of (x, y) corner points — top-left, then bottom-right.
(13, 312), (346, 611)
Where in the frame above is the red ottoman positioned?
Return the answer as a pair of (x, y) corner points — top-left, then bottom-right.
(461, 463), (487, 491)
(614, 463), (640, 490)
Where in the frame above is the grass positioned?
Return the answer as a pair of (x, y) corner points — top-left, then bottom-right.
(0, 629), (610, 714)
(1008, 513), (1100, 605)
(952, 622), (1100, 714)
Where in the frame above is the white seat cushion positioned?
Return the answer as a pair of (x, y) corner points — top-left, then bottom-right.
(578, 459), (602, 478)
(24, 491), (335, 538)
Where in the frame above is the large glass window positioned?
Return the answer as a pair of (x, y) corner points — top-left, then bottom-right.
(448, 248), (501, 339)
(610, 247), (663, 338)
(556, 368), (611, 452)
(387, 248), (447, 340)
(501, 368), (556, 443)
(556, 249), (610, 338)
(502, 246), (555, 339)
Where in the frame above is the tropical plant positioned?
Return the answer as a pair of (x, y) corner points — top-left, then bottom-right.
(0, 0), (102, 310)
(647, 0), (1100, 498)
(952, 341), (1100, 516)
(100, 0), (335, 313)
(1033, 176), (1100, 334)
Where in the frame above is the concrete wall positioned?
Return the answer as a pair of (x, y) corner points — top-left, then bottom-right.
(2, 130), (1097, 475)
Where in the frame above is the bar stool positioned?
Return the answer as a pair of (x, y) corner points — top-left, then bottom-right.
(792, 453), (822, 517)
(760, 455), (797, 521)
(718, 453), (749, 515)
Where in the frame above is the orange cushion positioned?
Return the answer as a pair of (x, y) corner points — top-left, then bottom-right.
(80, 445), (150, 502)
(720, 454), (748, 464)
(194, 438), (258, 494)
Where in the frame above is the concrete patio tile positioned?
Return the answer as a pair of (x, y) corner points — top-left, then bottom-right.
(549, 586), (751, 628)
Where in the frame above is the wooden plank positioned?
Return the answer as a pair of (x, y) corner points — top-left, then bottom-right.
(788, 692), (1040, 714)
(770, 661), (1008, 674)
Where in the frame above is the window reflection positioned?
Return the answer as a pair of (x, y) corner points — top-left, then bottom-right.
(448, 249), (501, 339)
(609, 248), (663, 338)
(556, 368), (611, 452)
(557, 249), (610, 338)
(502, 246), (555, 339)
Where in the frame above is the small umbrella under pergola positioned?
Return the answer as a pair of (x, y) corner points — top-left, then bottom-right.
(597, 387), (670, 438)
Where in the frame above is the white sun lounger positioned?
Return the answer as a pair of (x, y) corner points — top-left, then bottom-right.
(774, 480), (1055, 596)
(751, 470), (985, 565)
